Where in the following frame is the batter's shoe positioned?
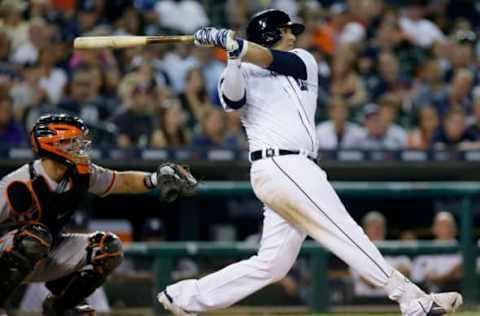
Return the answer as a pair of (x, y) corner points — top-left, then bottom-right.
(42, 295), (96, 316)
(402, 292), (463, 316)
(158, 290), (197, 316)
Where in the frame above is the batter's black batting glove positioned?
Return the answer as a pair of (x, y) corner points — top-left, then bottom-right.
(145, 163), (198, 203)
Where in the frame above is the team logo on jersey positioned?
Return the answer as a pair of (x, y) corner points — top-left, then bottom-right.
(295, 78), (308, 91)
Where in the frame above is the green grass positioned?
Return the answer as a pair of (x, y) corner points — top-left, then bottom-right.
(348, 314), (475, 316)
(207, 308), (480, 315)
(275, 314), (479, 316)
(256, 314), (478, 316)
(206, 313), (479, 316)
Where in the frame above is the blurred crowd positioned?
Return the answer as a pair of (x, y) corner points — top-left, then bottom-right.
(2, 0), (480, 152)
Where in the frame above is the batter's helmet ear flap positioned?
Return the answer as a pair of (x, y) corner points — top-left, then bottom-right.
(246, 9), (305, 47)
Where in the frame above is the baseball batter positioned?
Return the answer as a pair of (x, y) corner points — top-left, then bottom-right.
(0, 114), (197, 316)
(158, 9), (462, 316)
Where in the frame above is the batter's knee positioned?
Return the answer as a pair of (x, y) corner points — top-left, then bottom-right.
(269, 263), (291, 283)
(14, 223), (52, 262)
(255, 257), (291, 283)
(87, 231), (123, 275)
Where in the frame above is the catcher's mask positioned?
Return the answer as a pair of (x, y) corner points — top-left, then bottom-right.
(246, 9), (305, 47)
(31, 114), (91, 174)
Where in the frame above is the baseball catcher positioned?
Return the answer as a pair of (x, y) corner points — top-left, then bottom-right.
(0, 113), (197, 316)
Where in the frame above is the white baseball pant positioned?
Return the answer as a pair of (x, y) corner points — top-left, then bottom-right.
(165, 155), (423, 312)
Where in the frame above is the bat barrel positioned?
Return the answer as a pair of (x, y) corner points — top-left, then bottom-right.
(74, 35), (194, 49)
(74, 36), (148, 49)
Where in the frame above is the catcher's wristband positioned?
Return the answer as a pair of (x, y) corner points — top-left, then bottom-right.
(144, 172), (157, 189)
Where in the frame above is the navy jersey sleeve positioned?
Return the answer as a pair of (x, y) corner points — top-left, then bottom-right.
(267, 50), (307, 80)
(267, 49), (318, 86)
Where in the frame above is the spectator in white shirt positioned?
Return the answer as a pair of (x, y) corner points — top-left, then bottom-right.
(399, 0), (445, 48)
(411, 211), (462, 292)
(330, 3), (366, 46)
(37, 48), (67, 105)
(11, 17), (51, 65)
(9, 62), (47, 119)
(155, 0), (209, 34)
(0, 0), (29, 52)
(316, 97), (363, 150)
(356, 103), (407, 150)
(162, 45), (199, 94)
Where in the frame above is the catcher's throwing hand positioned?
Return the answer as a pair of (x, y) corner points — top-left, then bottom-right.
(193, 27), (239, 51)
(149, 163), (198, 202)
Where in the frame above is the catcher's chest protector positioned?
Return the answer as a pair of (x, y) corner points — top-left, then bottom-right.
(28, 162), (89, 237)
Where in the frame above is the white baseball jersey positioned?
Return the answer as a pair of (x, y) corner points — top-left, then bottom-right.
(219, 49), (319, 156)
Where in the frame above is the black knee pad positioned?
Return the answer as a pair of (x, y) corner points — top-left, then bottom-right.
(87, 231), (123, 275)
(0, 224), (52, 305)
(14, 223), (52, 262)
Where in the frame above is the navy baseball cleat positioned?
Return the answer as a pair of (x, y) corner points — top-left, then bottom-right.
(158, 290), (197, 316)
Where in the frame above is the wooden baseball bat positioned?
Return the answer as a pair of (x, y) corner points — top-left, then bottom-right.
(73, 35), (194, 49)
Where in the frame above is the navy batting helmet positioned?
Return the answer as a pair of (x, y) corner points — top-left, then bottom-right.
(246, 9), (305, 47)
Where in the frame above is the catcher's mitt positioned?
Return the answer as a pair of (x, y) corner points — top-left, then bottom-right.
(155, 163), (198, 202)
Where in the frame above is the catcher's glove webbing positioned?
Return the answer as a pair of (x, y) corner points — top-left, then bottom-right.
(145, 163), (198, 202)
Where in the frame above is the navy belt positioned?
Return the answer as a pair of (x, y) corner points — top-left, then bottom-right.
(250, 148), (317, 162)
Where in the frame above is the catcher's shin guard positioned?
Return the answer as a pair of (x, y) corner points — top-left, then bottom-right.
(0, 224), (52, 306)
(43, 232), (123, 314)
(43, 295), (95, 316)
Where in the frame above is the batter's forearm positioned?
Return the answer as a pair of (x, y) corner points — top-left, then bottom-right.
(242, 41), (307, 79)
(244, 41), (273, 68)
(109, 171), (151, 194)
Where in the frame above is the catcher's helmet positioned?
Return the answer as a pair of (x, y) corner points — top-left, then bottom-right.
(246, 9), (305, 47)
(31, 113), (91, 172)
